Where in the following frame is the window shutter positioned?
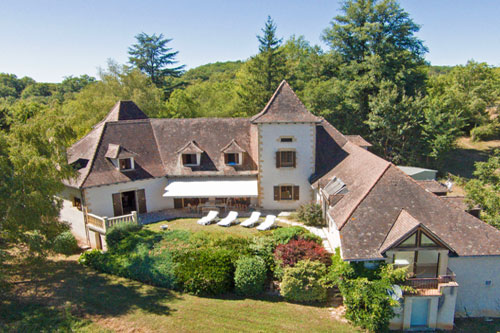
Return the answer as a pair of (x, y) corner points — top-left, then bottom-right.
(276, 151), (281, 168)
(274, 186), (280, 201)
(224, 153), (228, 164)
(112, 193), (123, 216)
(182, 154), (187, 165)
(235, 153), (239, 164)
(293, 186), (300, 200)
(136, 189), (147, 213)
(292, 151), (296, 168)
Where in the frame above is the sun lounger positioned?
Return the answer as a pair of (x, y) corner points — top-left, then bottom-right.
(240, 211), (261, 228)
(217, 211), (238, 227)
(197, 210), (219, 225)
(256, 215), (276, 231)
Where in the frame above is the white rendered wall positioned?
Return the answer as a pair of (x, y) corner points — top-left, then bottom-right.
(258, 123), (315, 210)
(448, 256), (500, 317)
(58, 186), (87, 243)
(84, 177), (172, 217)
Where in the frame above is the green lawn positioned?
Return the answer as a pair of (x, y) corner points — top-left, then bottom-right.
(1, 255), (358, 332)
(145, 218), (288, 238)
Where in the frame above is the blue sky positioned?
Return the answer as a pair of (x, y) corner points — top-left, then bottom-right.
(1, 0), (499, 82)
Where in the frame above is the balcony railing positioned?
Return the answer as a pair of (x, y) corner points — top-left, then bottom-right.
(84, 209), (138, 233)
(405, 268), (456, 291)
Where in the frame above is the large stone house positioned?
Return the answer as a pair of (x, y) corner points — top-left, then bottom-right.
(61, 80), (500, 330)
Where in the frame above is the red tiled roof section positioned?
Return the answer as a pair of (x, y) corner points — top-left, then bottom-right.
(250, 80), (321, 124)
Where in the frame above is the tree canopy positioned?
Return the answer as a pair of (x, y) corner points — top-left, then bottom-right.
(128, 32), (185, 87)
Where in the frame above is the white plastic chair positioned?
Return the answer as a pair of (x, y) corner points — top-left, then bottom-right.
(197, 210), (219, 225)
(217, 211), (238, 227)
(240, 211), (261, 228)
(256, 215), (276, 231)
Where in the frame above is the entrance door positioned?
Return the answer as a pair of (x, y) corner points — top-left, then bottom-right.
(121, 191), (137, 215)
(411, 298), (429, 327)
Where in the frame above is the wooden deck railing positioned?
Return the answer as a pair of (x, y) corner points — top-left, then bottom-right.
(405, 268), (456, 290)
(84, 210), (138, 233)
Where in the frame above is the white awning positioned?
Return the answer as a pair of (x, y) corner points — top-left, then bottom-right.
(163, 178), (258, 198)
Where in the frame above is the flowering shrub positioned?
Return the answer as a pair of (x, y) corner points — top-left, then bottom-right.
(274, 239), (331, 267)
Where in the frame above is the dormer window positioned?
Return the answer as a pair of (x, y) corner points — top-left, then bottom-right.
(105, 144), (138, 172)
(225, 153), (241, 166)
(119, 158), (134, 171)
(182, 153), (198, 166)
(221, 139), (245, 167)
(177, 141), (204, 167)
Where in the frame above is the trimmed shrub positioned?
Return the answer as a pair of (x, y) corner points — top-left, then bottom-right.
(78, 249), (105, 267)
(174, 248), (235, 295)
(471, 122), (500, 141)
(274, 238), (332, 267)
(126, 244), (177, 288)
(234, 256), (267, 296)
(53, 231), (79, 256)
(271, 226), (321, 245)
(297, 203), (324, 227)
(105, 223), (143, 252)
(280, 260), (327, 302)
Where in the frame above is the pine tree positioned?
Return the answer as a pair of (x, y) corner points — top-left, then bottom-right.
(234, 16), (286, 116)
(128, 32), (185, 87)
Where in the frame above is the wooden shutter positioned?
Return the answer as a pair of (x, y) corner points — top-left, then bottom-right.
(276, 151), (281, 168)
(224, 153), (228, 164)
(182, 154), (187, 165)
(292, 151), (296, 168)
(136, 189), (147, 213)
(293, 186), (300, 200)
(112, 193), (123, 216)
(274, 186), (280, 201)
(174, 198), (183, 209)
(235, 153), (239, 164)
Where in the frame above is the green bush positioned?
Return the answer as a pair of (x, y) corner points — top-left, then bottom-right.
(471, 122), (500, 141)
(280, 260), (327, 302)
(105, 223), (143, 252)
(297, 203), (324, 226)
(271, 226), (322, 245)
(327, 249), (409, 332)
(174, 248), (235, 295)
(126, 244), (177, 288)
(53, 231), (79, 256)
(234, 256), (267, 296)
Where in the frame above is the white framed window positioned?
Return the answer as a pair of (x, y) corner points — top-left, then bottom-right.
(118, 157), (134, 171)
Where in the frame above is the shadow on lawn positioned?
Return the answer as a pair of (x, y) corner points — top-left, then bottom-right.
(441, 147), (493, 178)
(2, 257), (178, 320)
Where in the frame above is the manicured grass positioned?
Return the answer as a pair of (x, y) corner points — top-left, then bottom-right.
(145, 218), (287, 238)
(1, 255), (358, 332)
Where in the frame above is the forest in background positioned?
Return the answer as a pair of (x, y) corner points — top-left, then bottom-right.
(1, 0), (500, 256)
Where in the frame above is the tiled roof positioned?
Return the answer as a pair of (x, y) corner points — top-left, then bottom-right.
(250, 80), (321, 124)
(416, 180), (448, 194)
(337, 164), (500, 259)
(345, 135), (372, 147)
(176, 141), (204, 154)
(150, 118), (258, 177)
(102, 101), (148, 122)
(221, 139), (246, 153)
